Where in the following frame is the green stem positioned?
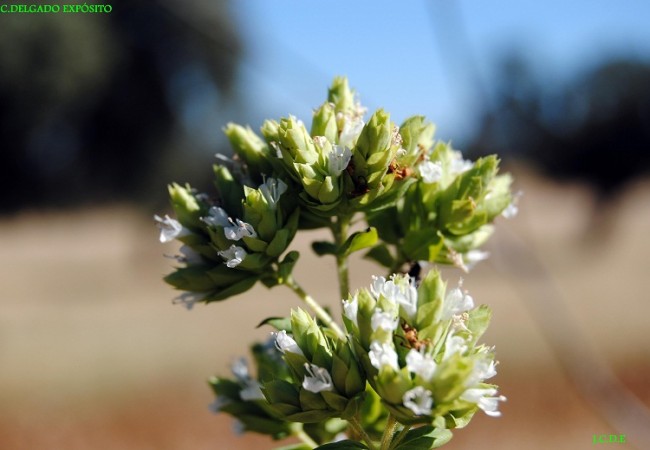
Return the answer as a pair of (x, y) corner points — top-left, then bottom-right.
(332, 215), (351, 301)
(284, 276), (345, 340)
(388, 424), (411, 450)
(295, 425), (318, 448)
(379, 414), (397, 450)
(350, 416), (377, 450)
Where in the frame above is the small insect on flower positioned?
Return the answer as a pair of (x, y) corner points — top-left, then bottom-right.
(399, 321), (431, 351)
(387, 158), (414, 180)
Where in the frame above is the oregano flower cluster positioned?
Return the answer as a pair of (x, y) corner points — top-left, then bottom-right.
(156, 77), (515, 449)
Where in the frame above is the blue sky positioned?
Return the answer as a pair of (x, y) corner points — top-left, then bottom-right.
(229, 0), (650, 143)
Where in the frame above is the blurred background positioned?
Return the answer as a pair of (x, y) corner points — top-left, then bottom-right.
(2, 0), (649, 448)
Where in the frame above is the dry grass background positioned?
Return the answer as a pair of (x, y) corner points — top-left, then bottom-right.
(2, 167), (649, 449)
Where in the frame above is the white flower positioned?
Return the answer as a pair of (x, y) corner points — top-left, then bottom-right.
(218, 245), (247, 268)
(370, 275), (387, 298)
(302, 363), (333, 393)
(463, 250), (490, 271)
(203, 207), (257, 241)
(460, 387), (506, 417)
(443, 334), (467, 360)
(231, 358), (265, 401)
(165, 245), (203, 265)
(232, 419), (246, 435)
(272, 330), (304, 356)
(368, 341), (399, 371)
(370, 275), (418, 320)
(240, 381), (265, 401)
(342, 295), (358, 323)
(419, 161), (443, 184)
(224, 219), (257, 241)
(208, 396), (231, 413)
(406, 348), (437, 381)
(371, 309), (399, 332)
(259, 177), (288, 209)
(449, 151), (474, 175)
(502, 191), (522, 219)
(172, 291), (205, 310)
(338, 116), (364, 149)
(328, 145), (352, 176)
(201, 206), (230, 228)
(465, 358), (498, 387)
(403, 386), (433, 416)
(441, 280), (474, 320)
(154, 214), (190, 243)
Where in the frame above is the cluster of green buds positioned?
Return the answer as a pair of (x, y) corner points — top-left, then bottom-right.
(263, 309), (366, 423)
(366, 117), (517, 272)
(342, 270), (504, 428)
(155, 77), (514, 449)
(154, 172), (300, 309)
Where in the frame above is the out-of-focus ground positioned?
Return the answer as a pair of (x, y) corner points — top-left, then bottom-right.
(1, 168), (649, 450)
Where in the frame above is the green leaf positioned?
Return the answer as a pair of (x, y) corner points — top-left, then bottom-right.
(203, 276), (259, 302)
(393, 426), (453, 450)
(257, 317), (292, 332)
(315, 440), (369, 449)
(278, 251), (300, 283)
(312, 241), (339, 256)
(341, 227), (378, 257)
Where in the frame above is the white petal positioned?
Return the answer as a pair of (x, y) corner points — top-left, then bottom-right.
(218, 245), (247, 268)
(342, 295), (358, 323)
(172, 291), (205, 310)
(406, 348), (437, 381)
(403, 386), (433, 416)
(371, 309), (399, 332)
(272, 330), (304, 356)
(419, 161), (443, 184)
(154, 214), (190, 243)
(302, 363), (333, 393)
(368, 341), (399, 371)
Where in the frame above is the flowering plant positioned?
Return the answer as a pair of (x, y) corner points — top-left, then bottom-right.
(155, 78), (514, 449)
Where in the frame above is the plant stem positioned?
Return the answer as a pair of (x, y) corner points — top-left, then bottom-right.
(295, 425), (318, 448)
(332, 215), (351, 301)
(284, 276), (345, 340)
(387, 424), (411, 450)
(379, 414), (397, 450)
(350, 416), (377, 450)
